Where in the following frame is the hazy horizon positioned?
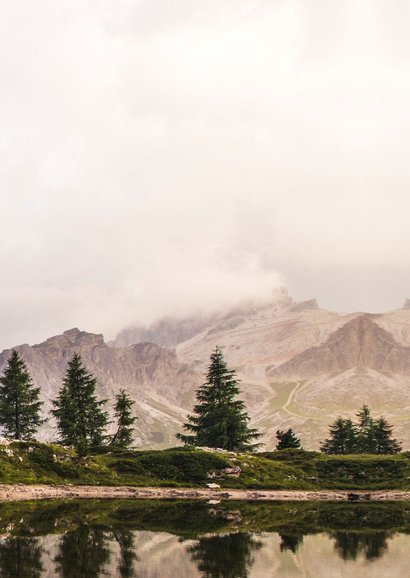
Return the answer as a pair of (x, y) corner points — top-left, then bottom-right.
(2, 1), (410, 348)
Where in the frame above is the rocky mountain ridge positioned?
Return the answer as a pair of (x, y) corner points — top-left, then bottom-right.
(3, 289), (410, 449)
(0, 328), (200, 448)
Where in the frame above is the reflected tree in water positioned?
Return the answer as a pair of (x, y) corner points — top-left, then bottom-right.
(188, 532), (262, 578)
(279, 533), (304, 553)
(331, 531), (391, 561)
(113, 530), (138, 578)
(54, 525), (111, 578)
(0, 537), (43, 578)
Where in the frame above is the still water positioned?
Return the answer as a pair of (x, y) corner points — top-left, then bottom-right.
(1, 499), (410, 577)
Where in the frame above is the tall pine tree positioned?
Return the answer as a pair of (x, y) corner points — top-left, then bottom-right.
(110, 390), (136, 449)
(0, 350), (43, 440)
(52, 353), (108, 454)
(177, 347), (261, 451)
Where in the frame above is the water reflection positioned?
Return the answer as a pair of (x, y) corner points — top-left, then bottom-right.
(54, 526), (111, 578)
(188, 533), (263, 578)
(278, 533), (304, 553)
(331, 531), (391, 561)
(112, 531), (138, 578)
(0, 499), (406, 577)
(0, 537), (43, 578)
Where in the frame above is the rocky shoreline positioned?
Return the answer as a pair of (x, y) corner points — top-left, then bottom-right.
(0, 485), (409, 502)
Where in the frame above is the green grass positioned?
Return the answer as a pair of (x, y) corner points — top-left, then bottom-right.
(0, 443), (409, 490)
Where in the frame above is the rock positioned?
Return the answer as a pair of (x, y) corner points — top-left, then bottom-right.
(222, 466), (241, 477)
(206, 483), (221, 490)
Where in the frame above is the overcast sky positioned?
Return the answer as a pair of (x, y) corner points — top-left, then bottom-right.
(1, 0), (410, 347)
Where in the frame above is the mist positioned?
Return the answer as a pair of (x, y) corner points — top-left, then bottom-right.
(1, 0), (410, 348)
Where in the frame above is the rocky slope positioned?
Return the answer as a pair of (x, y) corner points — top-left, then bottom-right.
(0, 328), (200, 448)
(5, 289), (410, 450)
(112, 289), (410, 450)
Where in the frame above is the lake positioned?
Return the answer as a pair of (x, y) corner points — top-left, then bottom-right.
(1, 498), (410, 577)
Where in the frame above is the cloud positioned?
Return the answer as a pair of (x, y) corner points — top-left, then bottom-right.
(0, 0), (410, 346)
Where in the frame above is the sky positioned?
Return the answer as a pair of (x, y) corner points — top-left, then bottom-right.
(1, 0), (410, 347)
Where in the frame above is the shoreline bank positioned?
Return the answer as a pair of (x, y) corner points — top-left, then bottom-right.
(1, 485), (410, 502)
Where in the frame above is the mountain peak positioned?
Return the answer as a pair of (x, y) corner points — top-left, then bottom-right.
(270, 313), (403, 379)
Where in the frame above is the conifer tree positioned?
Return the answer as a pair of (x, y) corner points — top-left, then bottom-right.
(275, 428), (302, 450)
(176, 347), (261, 451)
(0, 350), (43, 440)
(110, 390), (136, 449)
(320, 418), (357, 454)
(52, 353), (108, 454)
(321, 406), (401, 455)
(373, 417), (401, 454)
(356, 404), (376, 453)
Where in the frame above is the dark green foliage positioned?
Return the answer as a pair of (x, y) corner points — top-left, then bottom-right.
(52, 354), (109, 455)
(315, 456), (407, 486)
(110, 390), (136, 449)
(320, 418), (357, 454)
(54, 526), (111, 578)
(177, 347), (261, 451)
(112, 531), (138, 578)
(275, 428), (301, 450)
(0, 350), (44, 440)
(321, 405), (401, 455)
(0, 499), (408, 572)
(188, 533), (263, 578)
(331, 531), (390, 561)
(0, 537), (43, 578)
(279, 533), (304, 553)
(1, 440), (410, 489)
(108, 448), (231, 484)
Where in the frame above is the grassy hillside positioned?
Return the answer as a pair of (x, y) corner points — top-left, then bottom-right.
(0, 443), (410, 489)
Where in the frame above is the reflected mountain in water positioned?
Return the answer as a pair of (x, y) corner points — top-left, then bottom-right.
(0, 499), (406, 577)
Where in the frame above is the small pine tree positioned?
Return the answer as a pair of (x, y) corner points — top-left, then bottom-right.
(176, 347), (261, 451)
(52, 353), (109, 454)
(0, 350), (44, 440)
(373, 417), (401, 454)
(356, 404), (376, 453)
(320, 417), (357, 454)
(110, 390), (136, 449)
(275, 428), (301, 450)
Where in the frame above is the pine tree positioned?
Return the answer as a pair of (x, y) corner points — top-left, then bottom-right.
(320, 417), (357, 454)
(52, 353), (109, 454)
(373, 417), (401, 454)
(110, 390), (136, 449)
(275, 428), (302, 450)
(321, 406), (401, 455)
(176, 347), (261, 451)
(0, 350), (44, 440)
(356, 404), (376, 453)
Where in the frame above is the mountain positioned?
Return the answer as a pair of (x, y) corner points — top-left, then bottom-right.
(4, 290), (410, 450)
(112, 291), (410, 450)
(0, 328), (200, 448)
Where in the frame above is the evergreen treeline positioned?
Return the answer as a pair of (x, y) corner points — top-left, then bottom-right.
(321, 405), (401, 455)
(0, 350), (137, 453)
(0, 348), (404, 458)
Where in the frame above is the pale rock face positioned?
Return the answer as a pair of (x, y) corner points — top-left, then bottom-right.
(5, 291), (410, 450)
(0, 328), (200, 448)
